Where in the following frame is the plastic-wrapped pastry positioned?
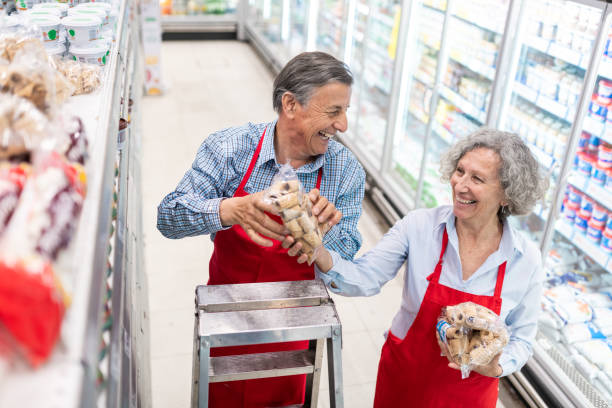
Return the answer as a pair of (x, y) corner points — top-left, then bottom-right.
(264, 163), (325, 264)
(436, 302), (510, 379)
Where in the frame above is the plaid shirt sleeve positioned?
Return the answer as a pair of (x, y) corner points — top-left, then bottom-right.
(157, 129), (236, 239)
(321, 148), (365, 260)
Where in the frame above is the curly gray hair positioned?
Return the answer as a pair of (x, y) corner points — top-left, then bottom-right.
(439, 128), (549, 220)
(272, 52), (353, 113)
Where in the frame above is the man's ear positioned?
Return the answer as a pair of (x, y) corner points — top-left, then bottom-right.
(281, 92), (298, 118)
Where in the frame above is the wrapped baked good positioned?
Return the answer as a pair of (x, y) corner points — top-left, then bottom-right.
(0, 162), (30, 237)
(436, 302), (509, 379)
(0, 93), (49, 159)
(53, 58), (102, 96)
(264, 163), (325, 264)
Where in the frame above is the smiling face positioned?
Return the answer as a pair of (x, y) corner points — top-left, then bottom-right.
(450, 148), (506, 227)
(291, 82), (351, 157)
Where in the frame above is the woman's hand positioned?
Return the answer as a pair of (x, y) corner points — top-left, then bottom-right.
(447, 353), (503, 377)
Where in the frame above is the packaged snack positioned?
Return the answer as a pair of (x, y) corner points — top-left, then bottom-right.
(264, 163), (325, 264)
(0, 162), (30, 237)
(53, 58), (102, 95)
(436, 302), (509, 379)
(0, 93), (50, 159)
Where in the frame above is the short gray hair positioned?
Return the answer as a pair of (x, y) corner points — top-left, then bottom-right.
(439, 128), (549, 220)
(272, 52), (353, 113)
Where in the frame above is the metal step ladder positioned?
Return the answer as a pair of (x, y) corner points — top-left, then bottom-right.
(191, 279), (344, 408)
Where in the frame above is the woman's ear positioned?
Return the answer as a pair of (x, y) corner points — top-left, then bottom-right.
(281, 92), (298, 118)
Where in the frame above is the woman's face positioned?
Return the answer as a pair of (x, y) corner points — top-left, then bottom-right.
(450, 148), (506, 225)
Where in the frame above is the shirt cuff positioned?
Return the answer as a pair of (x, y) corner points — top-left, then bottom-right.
(201, 197), (231, 233)
(497, 353), (513, 377)
(315, 250), (341, 291)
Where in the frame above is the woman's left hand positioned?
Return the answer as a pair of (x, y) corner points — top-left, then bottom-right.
(447, 353), (503, 377)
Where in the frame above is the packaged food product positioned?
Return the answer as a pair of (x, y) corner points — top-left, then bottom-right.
(67, 7), (107, 27)
(0, 93), (50, 159)
(264, 163), (326, 264)
(32, 2), (69, 18)
(60, 15), (102, 45)
(0, 163), (30, 237)
(436, 302), (509, 379)
(27, 15), (61, 43)
(68, 42), (108, 66)
(53, 58), (102, 95)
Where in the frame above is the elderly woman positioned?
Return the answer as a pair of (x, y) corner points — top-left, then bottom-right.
(287, 128), (548, 407)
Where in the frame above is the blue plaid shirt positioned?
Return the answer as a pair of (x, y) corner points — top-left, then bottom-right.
(157, 121), (366, 260)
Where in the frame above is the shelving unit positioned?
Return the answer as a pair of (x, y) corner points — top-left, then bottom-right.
(0, 1), (149, 406)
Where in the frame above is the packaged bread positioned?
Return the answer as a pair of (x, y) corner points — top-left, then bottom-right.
(53, 58), (102, 96)
(436, 302), (509, 379)
(264, 163), (325, 264)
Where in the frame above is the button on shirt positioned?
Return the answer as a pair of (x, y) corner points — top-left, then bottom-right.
(157, 121), (366, 260)
(316, 206), (544, 376)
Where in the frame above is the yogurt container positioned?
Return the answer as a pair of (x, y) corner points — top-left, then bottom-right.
(591, 204), (608, 226)
(76, 2), (111, 25)
(575, 213), (590, 234)
(44, 41), (66, 58)
(5, 15), (22, 32)
(26, 8), (62, 17)
(601, 228), (612, 253)
(592, 162), (607, 186)
(29, 15), (61, 42)
(577, 152), (597, 177)
(61, 15), (102, 44)
(587, 219), (604, 244)
(68, 7), (107, 26)
(33, 2), (68, 17)
(69, 43), (108, 65)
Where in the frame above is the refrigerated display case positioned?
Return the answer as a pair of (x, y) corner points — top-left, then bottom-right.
(160, 0), (240, 33)
(315, 0), (347, 57)
(243, 0), (612, 404)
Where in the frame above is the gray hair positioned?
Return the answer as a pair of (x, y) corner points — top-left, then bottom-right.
(272, 52), (353, 113)
(439, 128), (549, 220)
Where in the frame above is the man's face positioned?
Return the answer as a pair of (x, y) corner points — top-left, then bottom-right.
(292, 82), (351, 157)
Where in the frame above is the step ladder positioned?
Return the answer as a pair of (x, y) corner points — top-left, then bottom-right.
(191, 279), (344, 408)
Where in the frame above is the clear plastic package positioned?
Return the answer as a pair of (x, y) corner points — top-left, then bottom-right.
(264, 163), (324, 264)
(53, 57), (102, 95)
(0, 93), (50, 159)
(436, 301), (510, 379)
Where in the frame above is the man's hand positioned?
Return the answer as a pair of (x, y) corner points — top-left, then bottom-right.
(447, 352), (503, 377)
(219, 191), (288, 247)
(308, 189), (342, 234)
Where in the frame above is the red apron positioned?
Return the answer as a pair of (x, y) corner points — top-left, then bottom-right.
(373, 228), (506, 408)
(207, 127), (323, 408)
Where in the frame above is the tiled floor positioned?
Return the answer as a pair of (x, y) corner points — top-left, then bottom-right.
(141, 40), (517, 408)
(141, 40), (399, 408)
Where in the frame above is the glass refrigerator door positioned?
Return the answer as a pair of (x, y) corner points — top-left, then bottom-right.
(250, 0), (283, 44)
(287, 0), (308, 57)
(499, 0), (601, 247)
(415, 0), (509, 208)
(535, 7), (612, 405)
(390, 0), (446, 205)
(316, 0), (346, 58)
(347, 0), (401, 169)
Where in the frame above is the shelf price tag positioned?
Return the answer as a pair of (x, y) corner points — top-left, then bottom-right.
(536, 94), (567, 119)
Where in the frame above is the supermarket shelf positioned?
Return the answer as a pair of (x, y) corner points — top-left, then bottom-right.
(422, 2), (444, 13)
(583, 114), (612, 145)
(408, 107), (429, 125)
(599, 58), (612, 81)
(449, 51), (496, 81)
(568, 173), (612, 211)
(0, 0), (131, 406)
(319, 10), (343, 29)
(452, 12), (501, 35)
(513, 81), (573, 122)
(366, 41), (393, 61)
(369, 11), (395, 30)
(555, 220), (610, 271)
(527, 141), (556, 171)
(413, 72), (434, 88)
(432, 121), (454, 145)
(418, 38), (440, 52)
(525, 35), (588, 69)
(161, 14), (237, 32)
(438, 85), (486, 123)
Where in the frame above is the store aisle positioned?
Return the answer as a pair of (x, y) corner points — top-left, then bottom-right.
(141, 40), (400, 408)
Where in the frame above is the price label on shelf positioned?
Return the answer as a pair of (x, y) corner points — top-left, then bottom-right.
(548, 42), (583, 68)
(536, 94), (567, 119)
(514, 82), (538, 104)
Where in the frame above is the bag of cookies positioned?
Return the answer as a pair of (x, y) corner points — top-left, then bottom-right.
(436, 301), (509, 379)
(264, 163), (324, 264)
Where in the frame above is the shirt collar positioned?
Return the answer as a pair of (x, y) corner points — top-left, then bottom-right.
(256, 120), (326, 173)
(436, 205), (525, 262)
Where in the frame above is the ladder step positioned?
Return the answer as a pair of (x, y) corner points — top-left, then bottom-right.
(196, 280), (329, 312)
(209, 350), (315, 383)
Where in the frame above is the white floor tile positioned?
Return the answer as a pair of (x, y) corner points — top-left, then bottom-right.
(151, 353), (193, 408)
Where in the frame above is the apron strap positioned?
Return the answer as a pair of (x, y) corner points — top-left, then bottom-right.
(235, 127), (267, 194)
(315, 167), (323, 190)
(427, 228), (449, 283)
(427, 228), (507, 300)
(493, 261), (507, 299)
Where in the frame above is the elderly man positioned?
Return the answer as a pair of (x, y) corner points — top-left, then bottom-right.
(157, 51), (365, 407)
